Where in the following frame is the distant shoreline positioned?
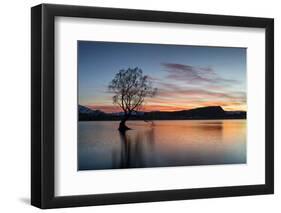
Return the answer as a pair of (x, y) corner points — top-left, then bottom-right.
(79, 105), (246, 121)
(79, 117), (246, 122)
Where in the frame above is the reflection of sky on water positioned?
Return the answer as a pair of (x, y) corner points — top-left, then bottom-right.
(78, 120), (246, 171)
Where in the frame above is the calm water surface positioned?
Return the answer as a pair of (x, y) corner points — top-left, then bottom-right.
(78, 120), (246, 170)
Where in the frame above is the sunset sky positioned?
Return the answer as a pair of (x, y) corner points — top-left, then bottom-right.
(78, 41), (246, 112)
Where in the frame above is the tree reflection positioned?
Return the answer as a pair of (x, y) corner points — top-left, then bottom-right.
(80, 120), (246, 170)
(116, 127), (155, 169)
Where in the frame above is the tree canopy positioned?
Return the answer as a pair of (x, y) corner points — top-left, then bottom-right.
(108, 67), (157, 116)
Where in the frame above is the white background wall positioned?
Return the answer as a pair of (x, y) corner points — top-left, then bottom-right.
(0, 0), (279, 212)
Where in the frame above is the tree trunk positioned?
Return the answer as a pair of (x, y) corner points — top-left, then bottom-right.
(118, 114), (131, 132)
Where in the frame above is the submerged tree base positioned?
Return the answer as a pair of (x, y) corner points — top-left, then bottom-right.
(118, 121), (131, 133)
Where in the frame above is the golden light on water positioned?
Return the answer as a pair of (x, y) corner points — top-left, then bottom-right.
(78, 120), (247, 170)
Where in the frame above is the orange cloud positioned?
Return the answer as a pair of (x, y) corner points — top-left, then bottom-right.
(86, 104), (120, 113)
(87, 101), (246, 113)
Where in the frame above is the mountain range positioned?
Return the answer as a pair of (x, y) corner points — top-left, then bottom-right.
(78, 105), (246, 121)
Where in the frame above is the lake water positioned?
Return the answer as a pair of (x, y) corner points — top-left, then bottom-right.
(78, 120), (246, 170)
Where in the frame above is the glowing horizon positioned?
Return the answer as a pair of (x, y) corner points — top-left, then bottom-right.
(84, 102), (246, 113)
(78, 41), (246, 113)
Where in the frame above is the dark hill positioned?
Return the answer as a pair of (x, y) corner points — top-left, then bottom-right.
(79, 105), (246, 121)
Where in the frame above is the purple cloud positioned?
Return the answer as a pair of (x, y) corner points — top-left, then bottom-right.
(162, 63), (237, 84)
(156, 83), (246, 102)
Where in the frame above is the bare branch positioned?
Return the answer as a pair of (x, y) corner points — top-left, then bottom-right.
(108, 67), (157, 116)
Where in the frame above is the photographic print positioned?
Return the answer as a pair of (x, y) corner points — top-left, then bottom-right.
(78, 41), (247, 171)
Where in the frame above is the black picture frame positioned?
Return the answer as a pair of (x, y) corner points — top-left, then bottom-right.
(31, 3), (274, 209)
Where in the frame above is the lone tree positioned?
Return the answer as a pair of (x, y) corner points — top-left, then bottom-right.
(108, 67), (157, 132)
